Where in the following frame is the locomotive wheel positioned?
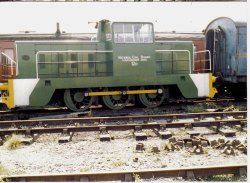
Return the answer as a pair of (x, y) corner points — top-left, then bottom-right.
(64, 89), (93, 112)
(102, 88), (130, 110)
(138, 86), (165, 108)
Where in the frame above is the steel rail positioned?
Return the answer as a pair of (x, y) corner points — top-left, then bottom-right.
(0, 97), (243, 120)
(2, 164), (247, 182)
(0, 111), (246, 129)
(0, 118), (246, 136)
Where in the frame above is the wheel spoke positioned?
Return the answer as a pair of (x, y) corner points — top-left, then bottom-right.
(64, 89), (93, 112)
(102, 88), (130, 110)
(138, 86), (165, 108)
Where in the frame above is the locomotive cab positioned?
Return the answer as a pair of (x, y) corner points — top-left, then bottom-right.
(112, 22), (155, 77)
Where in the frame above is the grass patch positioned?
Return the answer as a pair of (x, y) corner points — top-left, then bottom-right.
(0, 164), (11, 182)
(0, 164), (8, 175)
(181, 152), (191, 158)
(185, 102), (220, 113)
(80, 168), (90, 172)
(4, 134), (22, 150)
(133, 173), (141, 182)
(199, 174), (242, 181)
(176, 129), (187, 136)
(185, 104), (204, 113)
(111, 161), (126, 167)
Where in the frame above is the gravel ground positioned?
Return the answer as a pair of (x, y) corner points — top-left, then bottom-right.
(0, 128), (247, 181)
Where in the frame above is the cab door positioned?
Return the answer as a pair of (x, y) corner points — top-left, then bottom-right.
(112, 22), (155, 79)
(206, 29), (226, 76)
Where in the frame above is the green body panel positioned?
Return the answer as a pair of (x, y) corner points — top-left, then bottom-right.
(15, 20), (199, 107)
(16, 42), (37, 78)
(29, 84), (55, 107)
(155, 42), (193, 74)
(16, 42), (112, 78)
(112, 43), (156, 77)
(29, 74), (197, 106)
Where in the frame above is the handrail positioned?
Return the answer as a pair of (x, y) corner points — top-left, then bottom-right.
(193, 50), (211, 72)
(35, 50), (113, 79)
(155, 49), (191, 74)
(0, 52), (17, 76)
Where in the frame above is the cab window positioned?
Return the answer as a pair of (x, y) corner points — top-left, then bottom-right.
(113, 23), (153, 43)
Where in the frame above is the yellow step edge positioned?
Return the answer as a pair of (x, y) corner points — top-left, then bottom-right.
(0, 80), (15, 109)
(209, 73), (218, 98)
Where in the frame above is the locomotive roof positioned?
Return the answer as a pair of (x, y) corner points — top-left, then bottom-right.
(0, 33), (93, 41)
(235, 22), (247, 27)
(0, 32), (204, 41)
(155, 32), (204, 41)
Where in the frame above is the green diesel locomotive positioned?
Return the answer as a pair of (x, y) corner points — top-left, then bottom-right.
(0, 20), (217, 111)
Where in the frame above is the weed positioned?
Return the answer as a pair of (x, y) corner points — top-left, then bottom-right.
(4, 134), (22, 150)
(204, 102), (218, 109)
(233, 104), (246, 111)
(111, 161), (126, 167)
(181, 152), (191, 158)
(176, 129), (187, 136)
(133, 173), (141, 182)
(80, 168), (90, 172)
(199, 174), (241, 181)
(0, 164), (10, 182)
(0, 164), (8, 175)
(185, 104), (204, 113)
(203, 148), (209, 154)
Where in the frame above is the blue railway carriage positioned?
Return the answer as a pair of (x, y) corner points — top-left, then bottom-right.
(205, 17), (247, 96)
(205, 17), (247, 84)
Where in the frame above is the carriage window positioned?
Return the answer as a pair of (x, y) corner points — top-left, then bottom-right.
(4, 49), (14, 64)
(113, 23), (153, 43)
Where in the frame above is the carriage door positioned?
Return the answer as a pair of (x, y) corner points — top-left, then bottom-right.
(236, 26), (247, 77)
(206, 28), (226, 77)
(112, 22), (155, 78)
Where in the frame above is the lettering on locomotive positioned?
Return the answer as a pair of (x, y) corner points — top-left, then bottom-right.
(118, 55), (150, 66)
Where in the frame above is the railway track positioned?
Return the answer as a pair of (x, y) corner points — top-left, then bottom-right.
(0, 111), (247, 182)
(0, 108), (85, 121)
(0, 97), (245, 120)
(0, 111), (246, 137)
(1, 164), (247, 182)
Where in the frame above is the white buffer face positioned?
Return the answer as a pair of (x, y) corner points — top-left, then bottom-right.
(189, 73), (210, 97)
(13, 79), (39, 106)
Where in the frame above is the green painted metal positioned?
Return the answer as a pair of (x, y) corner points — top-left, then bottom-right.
(28, 74), (197, 107)
(14, 20), (199, 108)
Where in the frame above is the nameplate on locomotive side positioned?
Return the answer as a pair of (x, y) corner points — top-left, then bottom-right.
(118, 55), (150, 66)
